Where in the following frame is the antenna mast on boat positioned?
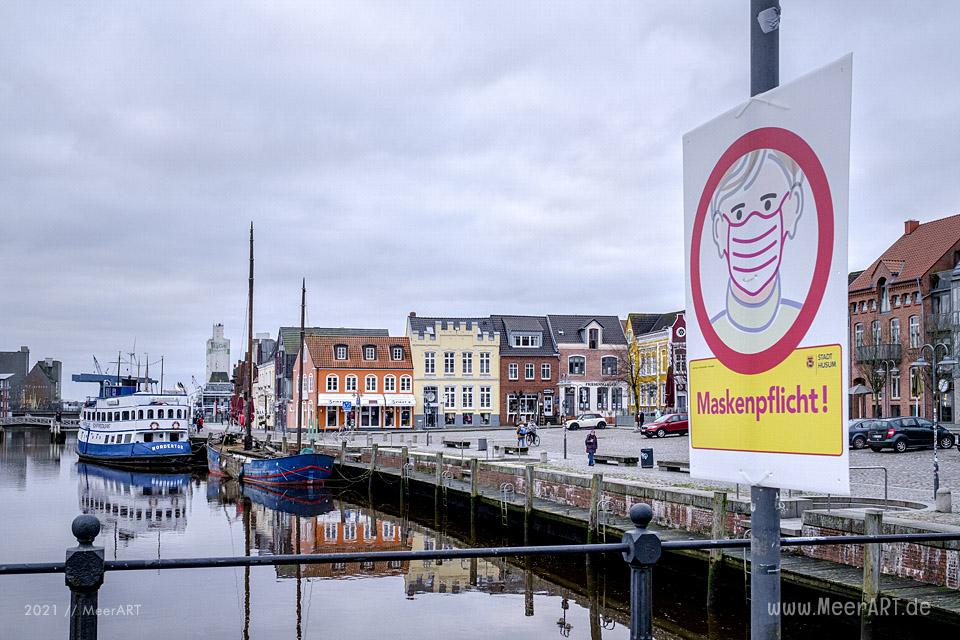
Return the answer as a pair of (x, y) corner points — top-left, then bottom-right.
(297, 278), (306, 451)
(244, 222), (255, 451)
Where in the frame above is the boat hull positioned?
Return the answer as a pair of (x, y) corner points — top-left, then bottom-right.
(208, 446), (334, 486)
(76, 440), (194, 469)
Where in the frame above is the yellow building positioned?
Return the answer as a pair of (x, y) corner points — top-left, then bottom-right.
(406, 314), (501, 427)
(624, 312), (687, 415)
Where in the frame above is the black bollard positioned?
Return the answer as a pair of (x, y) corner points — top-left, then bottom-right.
(65, 515), (104, 640)
(621, 503), (661, 640)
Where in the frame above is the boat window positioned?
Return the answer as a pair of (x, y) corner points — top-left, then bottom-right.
(122, 411), (129, 420)
(123, 433), (132, 443)
(176, 409), (182, 419)
(166, 409), (173, 419)
(170, 432), (179, 442)
(138, 410), (144, 419)
(143, 433), (153, 443)
(147, 410), (154, 419)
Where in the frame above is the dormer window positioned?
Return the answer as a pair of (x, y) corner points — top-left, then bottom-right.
(588, 328), (599, 349)
(364, 345), (376, 360)
(334, 345), (348, 360)
(512, 333), (541, 348)
(391, 346), (403, 361)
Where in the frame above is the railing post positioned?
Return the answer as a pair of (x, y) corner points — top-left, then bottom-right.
(65, 515), (104, 640)
(622, 503), (661, 640)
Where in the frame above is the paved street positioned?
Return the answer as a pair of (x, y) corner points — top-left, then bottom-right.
(223, 422), (960, 508)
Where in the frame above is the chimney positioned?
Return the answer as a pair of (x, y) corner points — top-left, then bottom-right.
(904, 219), (920, 235)
(409, 311), (417, 317)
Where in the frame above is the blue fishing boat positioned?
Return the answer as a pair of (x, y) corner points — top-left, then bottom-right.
(74, 372), (193, 469)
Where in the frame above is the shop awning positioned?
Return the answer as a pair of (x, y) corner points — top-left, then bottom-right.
(316, 393), (355, 407)
(384, 394), (416, 407)
(359, 394), (385, 406)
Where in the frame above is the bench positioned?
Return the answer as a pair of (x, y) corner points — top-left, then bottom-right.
(657, 460), (690, 473)
(494, 445), (529, 456)
(593, 454), (639, 467)
(443, 439), (471, 449)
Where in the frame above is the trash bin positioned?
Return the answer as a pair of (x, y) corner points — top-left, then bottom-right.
(477, 437), (488, 451)
(640, 448), (654, 469)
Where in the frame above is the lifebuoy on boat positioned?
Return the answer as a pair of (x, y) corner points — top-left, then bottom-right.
(171, 421), (180, 429)
(150, 422), (159, 430)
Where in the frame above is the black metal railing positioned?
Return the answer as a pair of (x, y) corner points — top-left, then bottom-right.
(2, 505), (960, 640)
(855, 343), (902, 363)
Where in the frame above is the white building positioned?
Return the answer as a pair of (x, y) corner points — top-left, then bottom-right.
(206, 323), (231, 383)
(254, 359), (275, 429)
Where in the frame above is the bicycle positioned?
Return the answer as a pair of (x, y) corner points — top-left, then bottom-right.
(525, 430), (540, 447)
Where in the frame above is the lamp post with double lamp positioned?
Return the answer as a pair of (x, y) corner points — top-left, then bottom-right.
(875, 358), (899, 418)
(911, 343), (957, 499)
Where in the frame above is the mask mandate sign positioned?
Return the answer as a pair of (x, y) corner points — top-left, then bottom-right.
(684, 55), (852, 493)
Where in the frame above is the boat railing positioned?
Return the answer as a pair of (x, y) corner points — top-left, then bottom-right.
(3, 505), (960, 640)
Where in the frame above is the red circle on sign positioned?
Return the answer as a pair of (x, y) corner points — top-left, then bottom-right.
(690, 127), (834, 375)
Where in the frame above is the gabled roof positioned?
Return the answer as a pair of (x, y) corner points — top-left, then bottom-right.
(546, 315), (628, 345)
(277, 326), (389, 350)
(626, 311), (683, 337)
(407, 316), (497, 335)
(304, 336), (413, 370)
(849, 214), (960, 291)
(489, 315), (558, 356)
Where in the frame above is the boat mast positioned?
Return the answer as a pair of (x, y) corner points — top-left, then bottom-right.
(297, 278), (306, 451)
(244, 222), (254, 450)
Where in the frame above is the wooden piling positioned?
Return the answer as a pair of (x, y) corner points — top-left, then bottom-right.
(340, 440), (347, 465)
(524, 464), (534, 514)
(368, 444), (378, 493)
(707, 490), (728, 608)
(861, 508), (883, 636)
(587, 473), (602, 543)
(470, 458), (479, 499)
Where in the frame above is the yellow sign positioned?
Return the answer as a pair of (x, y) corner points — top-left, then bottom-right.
(690, 344), (842, 456)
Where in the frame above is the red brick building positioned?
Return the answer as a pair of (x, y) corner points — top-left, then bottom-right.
(490, 315), (559, 425)
(848, 216), (960, 422)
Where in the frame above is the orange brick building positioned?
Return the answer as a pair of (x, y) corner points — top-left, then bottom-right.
(291, 335), (415, 430)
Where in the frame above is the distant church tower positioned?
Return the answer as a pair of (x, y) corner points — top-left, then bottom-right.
(206, 324), (231, 383)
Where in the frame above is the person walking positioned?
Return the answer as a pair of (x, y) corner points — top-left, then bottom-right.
(634, 411), (645, 433)
(585, 429), (598, 466)
(516, 420), (526, 448)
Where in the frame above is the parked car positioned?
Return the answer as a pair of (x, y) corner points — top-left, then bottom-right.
(867, 417), (956, 453)
(641, 413), (689, 438)
(564, 413), (607, 430)
(848, 418), (881, 450)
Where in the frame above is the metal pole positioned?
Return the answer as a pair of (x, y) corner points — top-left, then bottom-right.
(622, 504), (661, 640)
(65, 515), (104, 640)
(932, 345), (940, 499)
(750, 3), (781, 638)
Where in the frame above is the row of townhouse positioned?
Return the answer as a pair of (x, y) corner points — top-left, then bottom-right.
(265, 310), (690, 431)
(848, 215), (960, 426)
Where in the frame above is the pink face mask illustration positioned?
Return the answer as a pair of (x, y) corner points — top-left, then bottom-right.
(721, 191), (790, 296)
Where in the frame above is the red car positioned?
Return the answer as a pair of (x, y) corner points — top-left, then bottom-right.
(641, 413), (689, 438)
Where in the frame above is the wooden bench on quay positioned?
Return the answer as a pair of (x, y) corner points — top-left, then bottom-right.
(442, 439), (471, 449)
(657, 459), (690, 473)
(593, 453), (639, 467)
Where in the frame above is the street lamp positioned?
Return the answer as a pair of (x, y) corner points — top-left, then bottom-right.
(560, 398), (568, 460)
(911, 342), (957, 499)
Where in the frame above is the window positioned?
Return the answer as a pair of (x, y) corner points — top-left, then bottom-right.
(309, 373), (314, 392)
(335, 345), (348, 360)
(541, 363), (551, 380)
(345, 375), (358, 392)
(579, 387), (590, 411)
(400, 375), (412, 392)
(424, 352), (435, 374)
(147, 410), (154, 420)
(384, 375), (396, 392)
(915, 292), (921, 305)
(893, 294), (901, 307)
(596, 387), (608, 410)
(512, 334), (541, 348)
(854, 323), (863, 347)
(601, 356), (618, 375)
(479, 352), (491, 375)
(569, 356), (585, 375)
(122, 411), (129, 420)
(443, 352), (455, 375)
(890, 318), (900, 345)
(870, 300), (877, 311)
(612, 388), (623, 410)
(909, 315), (920, 348)
(326, 375), (339, 392)
(480, 386), (492, 409)
(508, 363), (518, 380)
(524, 363), (534, 380)
(461, 352), (473, 375)
(364, 346), (376, 360)
(326, 408), (338, 428)
(880, 281), (890, 312)
(890, 371), (901, 399)
(443, 386), (456, 408)
(871, 320), (881, 345)
(588, 328), (599, 349)
(391, 346), (403, 361)
(123, 433), (132, 444)
(365, 375), (377, 392)
(850, 302), (857, 314)
(461, 386), (474, 409)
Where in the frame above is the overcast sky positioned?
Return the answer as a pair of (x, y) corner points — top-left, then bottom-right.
(3, 1), (959, 399)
